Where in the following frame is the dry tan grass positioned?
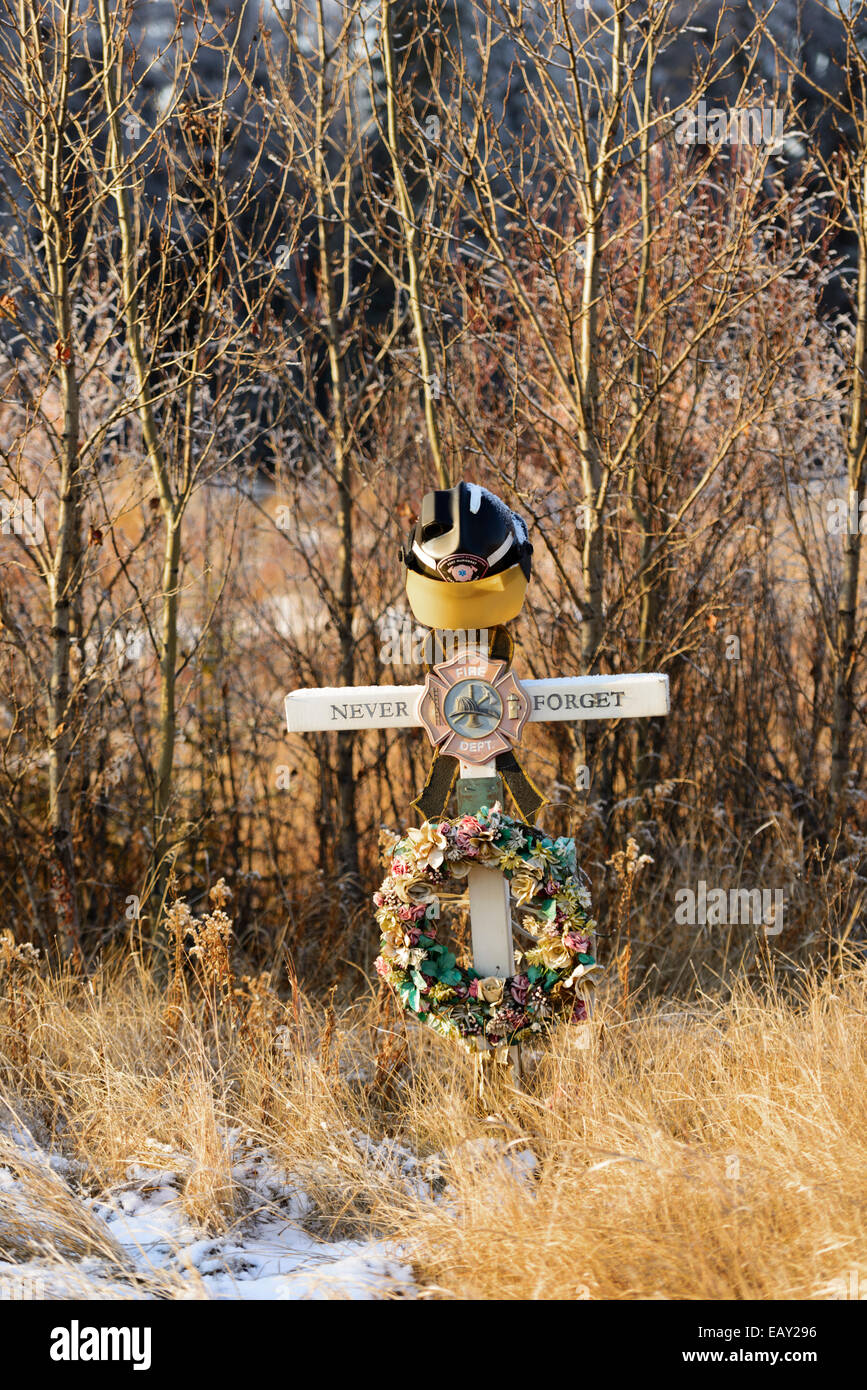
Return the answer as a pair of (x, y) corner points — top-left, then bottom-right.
(1, 915), (865, 1300)
(382, 969), (867, 1299)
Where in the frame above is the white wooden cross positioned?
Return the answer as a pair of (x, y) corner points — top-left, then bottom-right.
(285, 653), (669, 1048)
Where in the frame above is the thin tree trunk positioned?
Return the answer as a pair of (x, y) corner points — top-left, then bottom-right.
(575, 6), (624, 805)
(315, 0), (361, 892)
(379, 0), (448, 487)
(830, 168), (867, 820)
(21, 0), (84, 956)
(48, 342), (83, 958)
(97, 0), (183, 933)
(154, 519), (182, 893)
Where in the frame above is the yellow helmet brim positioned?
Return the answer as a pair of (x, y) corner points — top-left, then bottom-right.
(405, 564), (528, 629)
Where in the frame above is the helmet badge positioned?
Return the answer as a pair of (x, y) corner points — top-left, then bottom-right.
(437, 553), (489, 582)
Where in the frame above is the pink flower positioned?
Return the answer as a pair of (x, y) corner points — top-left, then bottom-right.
(458, 815), (482, 836)
(545, 879), (558, 896)
(510, 973), (530, 1005)
(404, 927), (422, 946)
(468, 979), (480, 999)
(391, 858), (410, 876)
(398, 903), (426, 921)
(455, 832), (480, 857)
(437, 821), (452, 836)
(373, 892), (384, 908)
(564, 932), (591, 953)
(374, 956), (389, 978)
(571, 997), (588, 1022)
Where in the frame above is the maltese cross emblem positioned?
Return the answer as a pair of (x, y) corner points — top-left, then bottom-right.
(416, 649), (530, 765)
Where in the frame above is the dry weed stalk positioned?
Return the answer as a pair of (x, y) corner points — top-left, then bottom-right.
(162, 879), (236, 1036)
(370, 982), (409, 1104)
(606, 837), (654, 1015)
(0, 930), (41, 1068)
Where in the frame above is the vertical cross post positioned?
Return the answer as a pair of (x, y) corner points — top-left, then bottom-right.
(460, 759), (522, 1087)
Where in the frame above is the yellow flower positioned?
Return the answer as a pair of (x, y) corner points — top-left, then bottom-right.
(376, 909), (402, 936)
(406, 822), (448, 870)
(540, 940), (572, 970)
(525, 937), (573, 971)
(392, 876), (437, 906)
(511, 869), (543, 904)
(476, 976), (505, 1004)
(496, 848), (524, 873)
(523, 854), (548, 873)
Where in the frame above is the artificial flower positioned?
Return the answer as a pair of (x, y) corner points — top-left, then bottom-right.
(406, 822), (449, 869)
(540, 939), (573, 970)
(496, 848), (525, 873)
(454, 833), (480, 858)
(560, 961), (601, 991)
(563, 931), (592, 953)
(510, 973), (530, 1005)
(394, 945), (425, 970)
(398, 902), (428, 921)
(519, 912), (544, 938)
(392, 876), (437, 906)
(475, 975), (505, 1004)
(512, 868), (544, 904)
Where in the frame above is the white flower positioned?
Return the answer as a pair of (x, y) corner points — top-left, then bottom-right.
(561, 961), (602, 990)
(406, 823), (449, 870)
(394, 946), (425, 970)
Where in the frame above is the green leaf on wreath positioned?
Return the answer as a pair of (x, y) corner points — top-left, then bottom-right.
(578, 953), (595, 965)
(399, 980), (421, 1012)
(440, 968), (462, 987)
(526, 965), (543, 983)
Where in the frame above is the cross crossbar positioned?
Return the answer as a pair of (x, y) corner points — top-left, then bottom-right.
(285, 672), (668, 733)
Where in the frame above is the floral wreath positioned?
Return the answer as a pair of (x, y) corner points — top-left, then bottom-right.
(373, 804), (600, 1050)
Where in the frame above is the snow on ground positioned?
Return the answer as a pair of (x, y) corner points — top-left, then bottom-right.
(0, 1125), (415, 1300)
(0, 1122), (538, 1300)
